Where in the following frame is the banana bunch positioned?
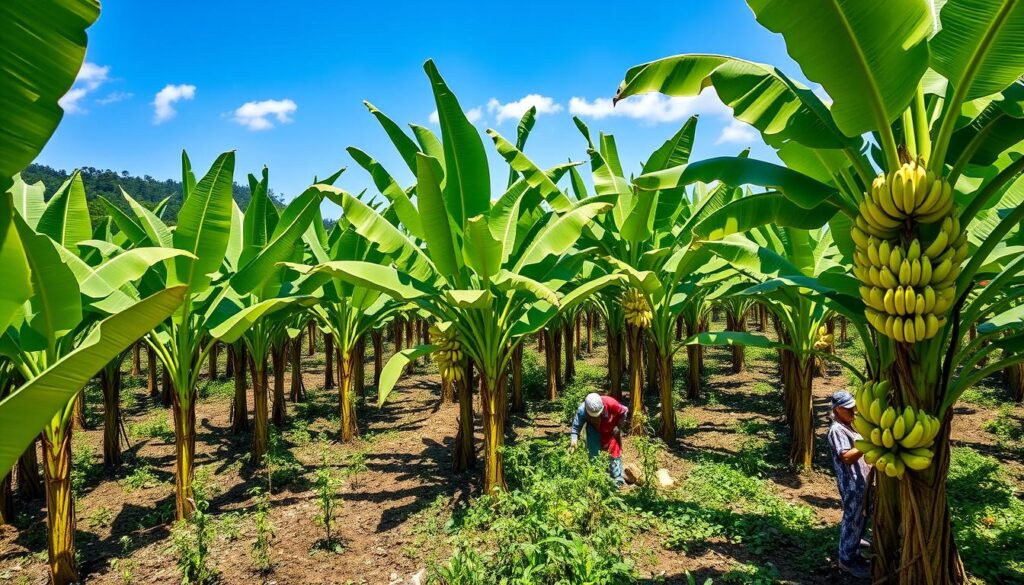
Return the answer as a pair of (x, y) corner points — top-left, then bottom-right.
(850, 380), (941, 479)
(859, 161), (954, 237)
(853, 208), (967, 343)
(429, 322), (464, 382)
(812, 325), (834, 351)
(622, 288), (652, 329)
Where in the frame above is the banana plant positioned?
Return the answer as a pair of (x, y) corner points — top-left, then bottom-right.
(208, 168), (324, 463)
(700, 227), (870, 469)
(305, 61), (619, 492)
(569, 116), (818, 440)
(615, 1), (1024, 580)
(0, 202), (185, 584)
(289, 197), (403, 443)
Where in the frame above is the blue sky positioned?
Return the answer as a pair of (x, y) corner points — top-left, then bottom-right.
(39, 1), (805, 218)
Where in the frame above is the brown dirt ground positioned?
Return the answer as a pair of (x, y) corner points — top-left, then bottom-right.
(1, 319), (1021, 584)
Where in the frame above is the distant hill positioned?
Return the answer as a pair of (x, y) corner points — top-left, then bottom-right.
(20, 163), (283, 225)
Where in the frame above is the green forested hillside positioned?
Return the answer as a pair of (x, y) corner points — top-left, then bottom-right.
(20, 163), (282, 224)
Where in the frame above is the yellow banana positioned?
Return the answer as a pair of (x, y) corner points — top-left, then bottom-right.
(925, 314), (940, 338)
(923, 229), (948, 259)
(893, 416), (906, 440)
(883, 288), (896, 314)
(880, 407), (896, 429)
(871, 427), (884, 447)
(899, 259), (911, 286)
(892, 317), (905, 342)
(900, 421), (925, 449)
(893, 286), (906, 315)
(880, 267), (898, 289)
(920, 258), (933, 287)
(899, 450), (933, 471)
(914, 315), (926, 340)
(904, 317), (917, 344)
(910, 259), (921, 286)
(882, 428), (895, 448)
(851, 226), (870, 249)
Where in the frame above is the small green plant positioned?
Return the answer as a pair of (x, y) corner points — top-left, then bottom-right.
(171, 505), (217, 584)
(313, 451), (343, 553)
(266, 428), (303, 489)
(633, 435), (662, 501)
(249, 488), (274, 573)
(109, 535), (137, 585)
(121, 464), (162, 491)
(130, 415), (175, 443)
(172, 470), (217, 584)
(86, 506), (115, 529)
(982, 406), (1024, 452)
(198, 379), (234, 399)
(71, 443), (101, 497)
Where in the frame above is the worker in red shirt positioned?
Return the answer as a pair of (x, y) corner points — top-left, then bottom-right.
(568, 392), (629, 485)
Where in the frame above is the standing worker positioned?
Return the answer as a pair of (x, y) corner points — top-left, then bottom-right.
(568, 392), (629, 486)
(827, 390), (872, 578)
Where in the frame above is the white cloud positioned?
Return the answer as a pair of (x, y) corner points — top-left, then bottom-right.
(59, 62), (111, 114)
(97, 91), (133, 105)
(76, 62), (110, 90)
(59, 88), (89, 114)
(569, 90), (728, 124)
(232, 98), (298, 131)
(487, 94), (562, 124)
(715, 119), (758, 145)
(152, 84), (196, 123)
(429, 106), (483, 124)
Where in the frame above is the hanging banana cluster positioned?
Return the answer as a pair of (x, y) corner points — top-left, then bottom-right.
(622, 288), (652, 329)
(849, 380), (941, 479)
(812, 325), (834, 352)
(852, 162), (967, 343)
(429, 322), (464, 382)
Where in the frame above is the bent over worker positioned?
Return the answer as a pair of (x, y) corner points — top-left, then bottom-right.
(827, 390), (872, 579)
(568, 392), (629, 485)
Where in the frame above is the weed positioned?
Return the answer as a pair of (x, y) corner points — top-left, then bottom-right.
(633, 434), (662, 501)
(109, 536), (137, 585)
(171, 503), (217, 584)
(981, 406), (1024, 452)
(86, 506), (115, 529)
(198, 379), (233, 400)
(71, 443), (101, 498)
(130, 415), (174, 443)
(249, 488), (274, 573)
(313, 450), (343, 553)
(121, 464), (162, 491)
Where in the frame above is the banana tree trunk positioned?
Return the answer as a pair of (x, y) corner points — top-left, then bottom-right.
(626, 325), (645, 435)
(290, 336), (306, 402)
(225, 343), (234, 377)
(405, 318), (414, 370)
(161, 365), (172, 407)
(0, 471), (11, 525)
(543, 329), (558, 400)
(18, 439), (43, 499)
(251, 359), (269, 465)
(339, 349), (358, 442)
(839, 316), (848, 343)
(586, 311), (593, 354)
(371, 330), (383, 390)
(72, 394), (86, 430)
(307, 320), (316, 355)
(271, 342), (287, 428)
(537, 331), (544, 352)
(230, 343), (249, 435)
(131, 342), (142, 377)
(871, 474), (902, 583)
(675, 315), (684, 341)
(100, 366), (123, 468)
(42, 430), (76, 585)
(781, 351), (814, 470)
(726, 311), (746, 374)
(898, 426), (965, 585)
(608, 327), (623, 401)
(147, 344), (157, 397)
(480, 374), (507, 492)
(553, 327), (563, 389)
(645, 335), (659, 393)
(575, 314), (582, 357)
(172, 392), (197, 520)
(564, 320), (576, 384)
(324, 332), (336, 390)
(684, 321), (702, 400)
(657, 349), (675, 442)
(453, 365), (476, 472)
(1006, 362), (1024, 402)
(208, 341), (218, 379)
(511, 344), (524, 414)
(354, 336), (366, 398)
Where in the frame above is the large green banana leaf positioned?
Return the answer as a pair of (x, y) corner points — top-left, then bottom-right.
(0, 285), (186, 477)
(36, 170), (91, 254)
(931, 0), (1024, 101)
(0, 0), (100, 193)
(172, 151), (235, 292)
(415, 153), (460, 278)
(0, 195), (31, 332)
(747, 0), (932, 137)
(348, 147), (424, 240)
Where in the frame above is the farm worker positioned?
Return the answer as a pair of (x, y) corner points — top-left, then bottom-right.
(827, 390), (872, 579)
(568, 392), (629, 486)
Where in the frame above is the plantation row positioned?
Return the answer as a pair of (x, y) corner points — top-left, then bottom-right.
(3, 1), (1024, 584)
